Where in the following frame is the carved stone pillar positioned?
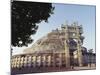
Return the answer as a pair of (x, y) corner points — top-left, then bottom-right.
(59, 53), (62, 67)
(76, 26), (83, 67)
(64, 25), (70, 68)
(47, 55), (51, 67)
(32, 56), (36, 67)
(43, 55), (46, 67)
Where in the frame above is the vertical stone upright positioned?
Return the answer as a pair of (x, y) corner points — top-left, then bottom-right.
(32, 56), (36, 67)
(59, 53), (62, 67)
(47, 55), (51, 67)
(43, 55), (46, 67)
(77, 41), (83, 66)
(53, 53), (55, 67)
(63, 24), (70, 68)
(76, 26), (83, 67)
(37, 56), (41, 67)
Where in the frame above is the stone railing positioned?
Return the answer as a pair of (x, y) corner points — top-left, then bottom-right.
(11, 53), (66, 69)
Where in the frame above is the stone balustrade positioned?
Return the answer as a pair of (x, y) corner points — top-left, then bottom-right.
(11, 53), (66, 68)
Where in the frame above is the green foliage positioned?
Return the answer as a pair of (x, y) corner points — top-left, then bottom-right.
(88, 49), (93, 53)
(11, 1), (54, 47)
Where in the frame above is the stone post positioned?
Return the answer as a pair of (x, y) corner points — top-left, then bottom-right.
(47, 55), (51, 67)
(59, 53), (62, 67)
(43, 55), (46, 67)
(76, 26), (83, 67)
(64, 25), (70, 68)
(77, 44), (83, 66)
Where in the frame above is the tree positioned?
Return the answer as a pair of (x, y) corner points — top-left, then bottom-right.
(88, 49), (93, 53)
(11, 1), (54, 47)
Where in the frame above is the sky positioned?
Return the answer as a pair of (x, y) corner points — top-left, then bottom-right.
(12, 3), (96, 55)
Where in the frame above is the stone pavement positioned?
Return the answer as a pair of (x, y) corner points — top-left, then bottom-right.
(11, 66), (96, 75)
(72, 66), (96, 70)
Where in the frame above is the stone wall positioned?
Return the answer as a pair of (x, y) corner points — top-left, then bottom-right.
(11, 53), (67, 69)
